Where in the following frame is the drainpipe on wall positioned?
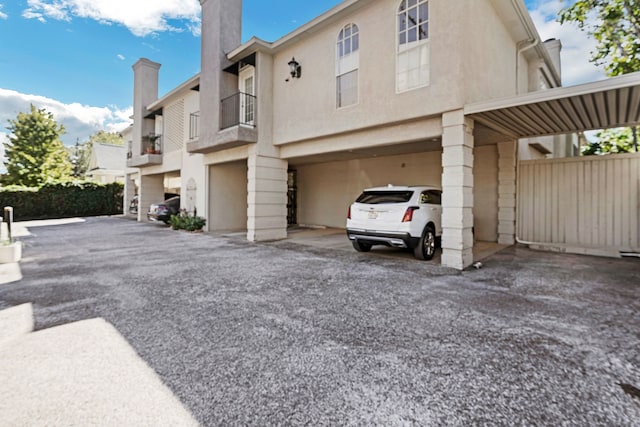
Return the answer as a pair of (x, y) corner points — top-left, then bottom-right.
(515, 38), (538, 95)
(512, 38), (538, 247)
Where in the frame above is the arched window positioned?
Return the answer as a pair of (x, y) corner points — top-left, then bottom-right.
(336, 23), (359, 108)
(397, 0), (429, 92)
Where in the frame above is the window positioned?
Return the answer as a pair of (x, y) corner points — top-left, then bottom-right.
(397, 0), (429, 92)
(337, 70), (358, 108)
(356, 191), (413, 204)
(337, 23), (359, 108)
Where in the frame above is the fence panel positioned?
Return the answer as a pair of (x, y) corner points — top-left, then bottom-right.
(517, 153), (640, 252)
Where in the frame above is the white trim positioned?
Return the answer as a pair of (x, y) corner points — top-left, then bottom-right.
(147, 74), (200, 112)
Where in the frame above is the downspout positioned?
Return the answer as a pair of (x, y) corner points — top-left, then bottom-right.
(515, 38), (538, 95)
(513, 39), (537, 245)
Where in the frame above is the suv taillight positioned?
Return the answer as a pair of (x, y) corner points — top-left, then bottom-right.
(402, 206), (419, 222)
(347, 206), (351, 219)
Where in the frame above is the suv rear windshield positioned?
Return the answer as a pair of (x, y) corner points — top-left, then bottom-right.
(356, 190), (414, 204)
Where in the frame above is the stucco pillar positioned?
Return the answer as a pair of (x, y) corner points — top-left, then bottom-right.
(247, 154), (288, 241)
(132, 59), (160, 157)
(124, 174), (137, 216)
(441, 110), (474, 270)
(497, 141), (517, 245)
(139, 174), (164, 222)
(199, 0), (241, 145)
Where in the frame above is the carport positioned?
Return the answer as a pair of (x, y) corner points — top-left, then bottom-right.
(282, 132), (507, 267)
(279, 72), (640, 270)
(279, 117), (446, 231)
(138, 171), (182, 222)
(464, 71), (640, 257)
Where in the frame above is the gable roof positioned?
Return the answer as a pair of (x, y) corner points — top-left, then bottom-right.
(89, 143), (126, 173)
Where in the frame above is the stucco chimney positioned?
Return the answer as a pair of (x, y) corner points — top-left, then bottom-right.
(199, 0), (242, 143)
(543, 38), (562, 84)
(132, 58), (161, 155)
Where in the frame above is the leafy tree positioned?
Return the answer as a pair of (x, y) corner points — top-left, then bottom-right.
(581, 127), (635, 155)
(559, 1), (639, 154)
(2, 105), (72, 186)
(559, 0), (640, 76)
(88, 130), (125, 146)
(65, 141), (90, 178)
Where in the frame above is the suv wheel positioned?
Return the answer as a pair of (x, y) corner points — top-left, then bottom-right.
(352, 240), (372, 252)
(413, 226), (436, 260)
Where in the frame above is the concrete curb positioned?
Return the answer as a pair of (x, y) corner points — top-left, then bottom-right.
(0, 303), (33, 347)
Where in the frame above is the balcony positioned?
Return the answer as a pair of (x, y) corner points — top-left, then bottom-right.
(187, 92), (258, 154)
(126, 134), (163, 167)
(221, 92), (256, 129)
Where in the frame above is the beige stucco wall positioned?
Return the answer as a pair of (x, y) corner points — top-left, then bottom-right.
(519, 137), (550, 160)
(473, 145), (498, 241)
(463, 0), (519, 103)
(209, 161), (248, 231)
(271, 0), (466, 146)
(296, 151), (442, 228)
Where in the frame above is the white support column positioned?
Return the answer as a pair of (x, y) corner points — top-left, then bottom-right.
(247, 155), (288, 241)
(124, 174), (137, 216)
(441, 110), (474, 270)
(497, 141), (517, 245)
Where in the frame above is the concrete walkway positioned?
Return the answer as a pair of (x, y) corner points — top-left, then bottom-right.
(0, 304), (198, 426)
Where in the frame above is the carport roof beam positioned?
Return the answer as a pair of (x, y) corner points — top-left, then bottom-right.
(464, 71), (640, 138)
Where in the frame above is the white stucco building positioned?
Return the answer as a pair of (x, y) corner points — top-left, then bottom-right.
(125, 0), (640, 269)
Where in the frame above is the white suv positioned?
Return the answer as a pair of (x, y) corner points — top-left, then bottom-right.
(346, 185), (443, 260)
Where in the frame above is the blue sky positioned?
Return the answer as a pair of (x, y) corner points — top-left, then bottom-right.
(0, 0), (604, 150)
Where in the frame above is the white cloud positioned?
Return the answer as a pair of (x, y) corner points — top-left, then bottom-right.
(0, 4), (8, 20)
(528, 0), (606, 86)
(22, 0), (201, 37)
(0, 88), (132, 147)
(23, 0), (69, 22)
(21, 10), (46, 23)
(117, 54), (125, 61)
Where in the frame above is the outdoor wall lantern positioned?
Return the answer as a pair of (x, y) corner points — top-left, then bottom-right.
(288, 57), (302, 79)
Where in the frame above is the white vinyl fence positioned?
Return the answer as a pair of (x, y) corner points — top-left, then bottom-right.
(517, 153), (640, 253)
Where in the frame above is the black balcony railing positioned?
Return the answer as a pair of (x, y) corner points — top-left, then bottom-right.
(189, 111), (200, 140)
(220, 92), (256, 130)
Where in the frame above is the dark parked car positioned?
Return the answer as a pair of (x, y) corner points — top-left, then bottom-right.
(147, 196), (180, 224)
(131, 193), (178, 216)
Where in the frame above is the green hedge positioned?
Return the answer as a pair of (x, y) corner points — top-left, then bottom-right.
(0, 182), (124, 221)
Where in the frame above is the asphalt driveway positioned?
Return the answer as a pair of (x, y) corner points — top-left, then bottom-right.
(1, 216), (639, 426)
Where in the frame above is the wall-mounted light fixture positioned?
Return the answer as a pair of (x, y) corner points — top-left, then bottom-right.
(288, 57), (301, 79)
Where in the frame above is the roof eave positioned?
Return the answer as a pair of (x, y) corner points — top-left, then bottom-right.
(270, 0), (374, 53)
(147, 73), (201, 112)
(510, 0), (562, 86)
(227, 37), (273, 61)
